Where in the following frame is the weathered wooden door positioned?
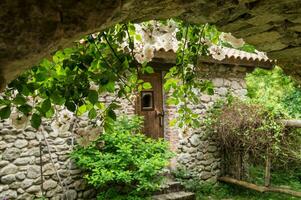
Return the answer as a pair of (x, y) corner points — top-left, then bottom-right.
(136, 72), (164, 139)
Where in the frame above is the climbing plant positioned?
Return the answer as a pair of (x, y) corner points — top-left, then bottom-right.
(0, 19), (252, 136)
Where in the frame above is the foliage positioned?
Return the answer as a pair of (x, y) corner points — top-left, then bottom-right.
(0, 22), (154, 131)
(207, 98), (284, 155)
(246, 66), (301, 118)
(245, 66), (301, 166)
(164, 22), (214, 130)
(0, 18), (255, 132)
(71, 116), (173, 200)
(173, 165), (301, 200)
(205, 97), (301, 168)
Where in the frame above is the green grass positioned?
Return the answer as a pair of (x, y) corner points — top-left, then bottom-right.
(180, 166), (301, 200)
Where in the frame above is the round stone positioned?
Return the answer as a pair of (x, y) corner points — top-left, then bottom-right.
(0, 141), (7, 150)
(27, 165), (40, 179)
(16, 172), (26, 180)
(0, 163), (18, 175)
(1, 174), (16, 184)
(65, 190), (77, 200)
(2, 147), (21, 161)
(0, 190), (17, 199)
(14, 139), (28, 148)
(189, 134), (201, 147)
(43, 179), (58, 190)
(21, 179), (34, 189)
(24, 131), (36, 139)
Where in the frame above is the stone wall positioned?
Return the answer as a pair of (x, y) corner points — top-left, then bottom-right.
(0, 120), (97, 200)
(0, 93), (136, 200)
(175, 63), (251, 182)
(0, 63), (251, 199)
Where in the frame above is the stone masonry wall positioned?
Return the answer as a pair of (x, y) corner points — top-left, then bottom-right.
(0, 120), (97, 200)
(0, 63), (251, 199)
(174, 63), (251, 182)
(0, 94), (135, 200)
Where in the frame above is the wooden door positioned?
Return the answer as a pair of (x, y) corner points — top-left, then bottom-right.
(136, 72), (164, 139)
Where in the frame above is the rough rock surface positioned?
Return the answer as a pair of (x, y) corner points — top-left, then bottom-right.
(0, 0), (301, 90)
(174, 63), (251, 182)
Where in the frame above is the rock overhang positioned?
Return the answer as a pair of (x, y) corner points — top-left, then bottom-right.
(0, 0), (300, 90)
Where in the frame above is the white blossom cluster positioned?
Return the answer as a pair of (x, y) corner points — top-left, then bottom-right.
(122, 20), (179, 64)
(127, 20), (266, 62)
(50, 109), (74, 134)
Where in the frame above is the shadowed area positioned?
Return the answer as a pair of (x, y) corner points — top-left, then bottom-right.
(1, 0), (301, 90)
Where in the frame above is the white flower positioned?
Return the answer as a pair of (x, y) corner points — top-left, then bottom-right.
(134, 53), (144, 64)
(166, 20), (177, 32)
(143, 45), (155, 62)
(159, 33), (174, 51)
(208, 46), (226, 61)
(89, 83), (99, 91)
(142, 29), (156, 44)
(219, 32), (245, 48)
(51, 120), (70, 134)
(201, 38), (212, 46)
(92, 33), (99, 39)
(59, 110), (73, 122)
(10, 112), (28, 129)
(79, 39), (86, 44)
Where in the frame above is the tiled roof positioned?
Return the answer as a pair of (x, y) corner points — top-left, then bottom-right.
(220, 46), (270, 62)
(152, 46), (275, 69)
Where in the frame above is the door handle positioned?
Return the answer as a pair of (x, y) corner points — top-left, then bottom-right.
(155, 110), (164, 127)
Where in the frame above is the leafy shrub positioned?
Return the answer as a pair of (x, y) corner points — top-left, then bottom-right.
(246, 66), (301, 166)
(246, 66), (301, 118)
(206, 98), (301, 168)
(207, 98), (284, 155)
(71, 116), (173, 200)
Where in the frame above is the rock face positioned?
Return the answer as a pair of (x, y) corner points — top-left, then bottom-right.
(173, 63), (250, 182)
(0, 0), (301, 90)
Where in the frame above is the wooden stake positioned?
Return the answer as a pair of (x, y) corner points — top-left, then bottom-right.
(264, 148), (271, 187)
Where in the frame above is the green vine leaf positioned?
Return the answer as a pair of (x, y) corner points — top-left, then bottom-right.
(18, 104), (32, 115)
(107, 109), (116, 121)
(13, 94), (26, 105)
(41, 99), (51, 114)
(31, 113), (41, 129)
(142, 82), (152, 90)
(88, 108), (97, 119)
(144, 66), (154, 74)
(88, 90), (98, 104)
(0, 106), (11, 119)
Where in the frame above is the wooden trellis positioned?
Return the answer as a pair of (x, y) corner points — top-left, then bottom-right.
(218, 119), (301, 198)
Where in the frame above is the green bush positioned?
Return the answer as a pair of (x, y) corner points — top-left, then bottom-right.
(246, 66), (301, 118)
(71, 116), (173, 200)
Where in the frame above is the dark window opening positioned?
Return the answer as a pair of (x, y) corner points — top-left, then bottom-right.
(141, 91), (154, 110)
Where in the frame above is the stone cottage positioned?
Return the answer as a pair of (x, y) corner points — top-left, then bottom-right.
(0, 23), (274, 199)
(0, 47), (273, 199)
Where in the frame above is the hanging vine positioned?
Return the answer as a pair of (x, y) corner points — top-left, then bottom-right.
(0, 19), (252, 139)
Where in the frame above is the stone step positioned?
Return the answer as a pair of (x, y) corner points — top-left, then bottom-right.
(152, 191), (195, 200)
(155, 181), (184, 195)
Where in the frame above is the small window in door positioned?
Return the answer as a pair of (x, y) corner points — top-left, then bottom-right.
(141, 91), (154, 111)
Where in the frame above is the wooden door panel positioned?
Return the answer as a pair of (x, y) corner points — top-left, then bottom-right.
(136, 72), (164, 139)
